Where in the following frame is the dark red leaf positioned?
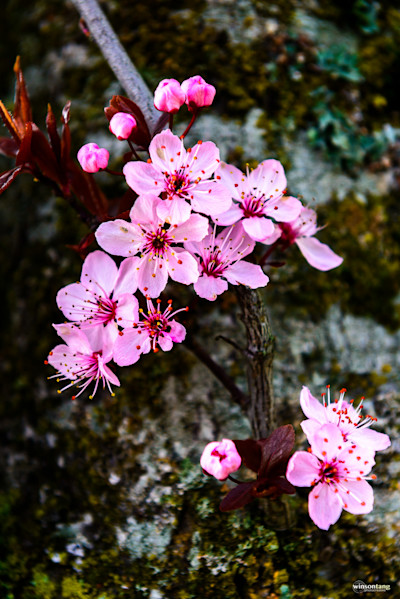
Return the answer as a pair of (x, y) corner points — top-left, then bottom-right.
(105, 95), (151, 149)
(13, 56), (32, 129)
(16, 122), (33, 166)
(233, 439), (262, 473)
(66, 231), (96, 259)
(46, 104), (61, 162)
(61, 102), (72, 168)
(0, 165), (24, 194)
(0, 136), (19, 158)
(219, 482), (255, 512)
(68, 161), (109, 216)
(258, 425), (295, 478)
(0, 100), (21, 142)
(253, 475), (296, 500)
(30, 126), (63, 184)
(153, 112), (169, 136)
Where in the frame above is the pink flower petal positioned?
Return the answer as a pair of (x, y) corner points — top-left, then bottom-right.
(156, 196), (192, 225)
(114, 293), (139, 328)
(137, 256), (169, 297)
(185, 141), (221, 179)
(216, 162), (247, 199)
(248, 159), (286, 199)
(224, 261), (269, 289)
(337, 479), (374, 515)
(123, 160), (164, 195)
(308, 482), (343, 530)
(296, 237), (343, 271)
(168, 321), (186, 343)
(190, 180), (232, 216)
(172, 214), (209, 243)
(113, 329), (150, 366)
(113, 257), (140, 296)
(310, 423), (345, 462)
(166, 248), (200, 285)
(129, 193), (160, 224)
(95, 220), (143, 257)
(212, 204), (243, 226)
(286, 451), (320, 487)
(194, 274), (228, 300)
(81, 250), (118, 296)
(149, 129), (185, 173)
(158, 334), (174, 351)
(349, 427), (391, 452)
(264, 195), (302, 223)
(242, 216), (275, 241)
(56, 282), (91, 322)
(300, 386), (328, 423)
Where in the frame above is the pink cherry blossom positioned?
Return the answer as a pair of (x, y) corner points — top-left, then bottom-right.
(46, 324), (119, 400)
(214, 161), (302, 242)
(95, 194), (208, 297)
(185, 224), (269, 300)
(300, 385), (391, 453)
(113, 296), (187, 366)
(122, 129), (232, 224)
(181, 75), (216, 112)
(200, 439), (242, 480)
(109, 112), (137, 140)
(56, 250), (139, 344)
(278, 205), (343, 271)
(154, 79), (186, 113)
(286, 423), (376, 530)
(77, 143), (109, 173)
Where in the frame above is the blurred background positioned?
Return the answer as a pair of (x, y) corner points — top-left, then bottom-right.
(1, 0), (399, 597)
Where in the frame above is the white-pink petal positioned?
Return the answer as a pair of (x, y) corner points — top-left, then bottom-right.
(166, 248), (200, 285)
(296, 236), (343, 271)
(194, 274), (228, 300)
(185, 141), (221, 179)
(81, 250), (118, 296)
(264, 195), (302, 223)
(224, 261), (269, 289)
(189, 180), (232, 216)
(286, 451), (320, 487)
(123, 160), (164, 195)
(137, 256), (169, 297)
(337, 479), (374, 515)
(308, 482), (343, 530)
(212, 204), (243, 226)
(113, 257), (140, 296)
(113, 329), (149, 366)
(172, 214), (209, 243)
(95, 220), (142, 257)
(300, 386), (329, 423)
(216, 162), (247, 199)
(242, 216), (275, 241)
(156, 196), (192, 225)
(247, 159), (286, 199)
(129, 193), (160, 224)
(149, 129), (185, 173)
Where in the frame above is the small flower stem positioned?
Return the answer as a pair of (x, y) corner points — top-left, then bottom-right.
(128, 140), (141, 161)
(180, 112), (197, 139)
(103, 167), (124, 176)
(235, 287), (276, 438)
(183, 336), (249, 411)
(259, 240), (280, 267)
(228, 475), (242, 484)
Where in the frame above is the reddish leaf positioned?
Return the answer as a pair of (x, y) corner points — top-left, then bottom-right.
(46, 104), (61, 162)
(66, 231), (96, 259)
(61, 101), (72, 167)
(253, 476), (296, 500)
(105, 95), (151, 149)
(233, 439), (261, 473)
(0, 165), (24, 194)
(153, 112), (169, 136)
(219, 482), (254, 512)
(30, 126), (63, 184)
(0, 100), (21, 142)
(13, 56), (32, 130)
(0, 136), (19, 158)
(16, 122), (33, 166)
(258, 425), (295, 479)
(68, 161), (109, 216)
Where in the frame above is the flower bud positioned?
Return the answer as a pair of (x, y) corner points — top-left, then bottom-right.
(77, 143), (109, 173)
(181, 75), (216, 112)
(200, 439), (241, 480)
(154, 78), (186, 114)
(109, 112), (137, 140)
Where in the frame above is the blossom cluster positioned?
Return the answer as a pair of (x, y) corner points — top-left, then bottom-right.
(200, 386), (390, 529)
(47, 75), (342, 400)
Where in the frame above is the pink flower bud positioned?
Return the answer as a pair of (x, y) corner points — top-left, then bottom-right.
(77, 143), (109, 173)
(181, 75), (216, 112)
(154, 78), (186, 113)
(109, 112), (137, 140)
(200, 439), (241, 480)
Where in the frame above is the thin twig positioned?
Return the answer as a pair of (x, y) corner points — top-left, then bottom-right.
(183, 336), (249, 411)
(69, 0), (158, 129)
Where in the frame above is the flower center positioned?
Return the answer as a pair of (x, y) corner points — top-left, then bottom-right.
(319, 460), (339, 484)
(145, 226), (171, 256)
(96, 297), (117, 324)
(165, 170), (190, 197)
(201, 250), (225, 278)
(211, 448), (227, 461)
(241, 193), (265, 218)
